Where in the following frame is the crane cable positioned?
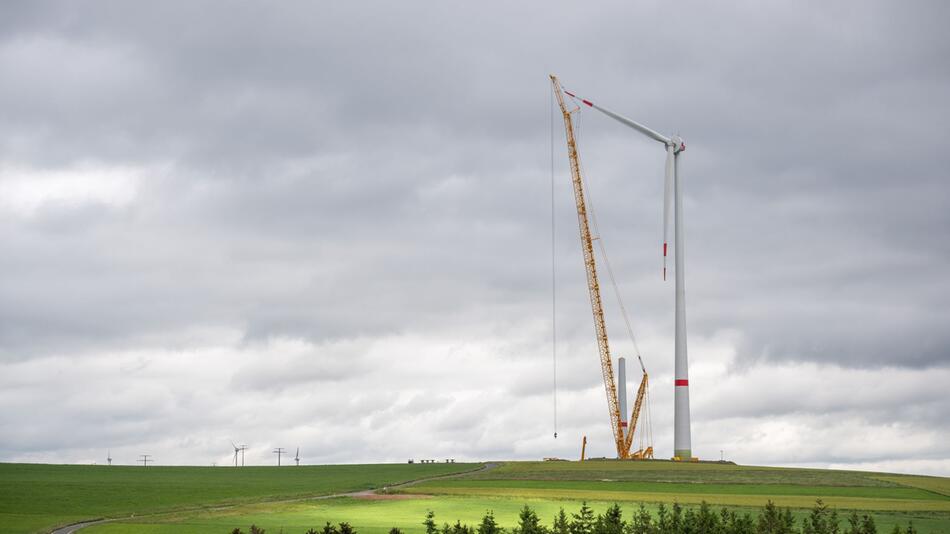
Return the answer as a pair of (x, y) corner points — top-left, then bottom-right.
(572, 108), (642, 358)
(550, 83), (558, 439)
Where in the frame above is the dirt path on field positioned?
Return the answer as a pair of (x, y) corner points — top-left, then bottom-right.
(49, 463), (498, 534)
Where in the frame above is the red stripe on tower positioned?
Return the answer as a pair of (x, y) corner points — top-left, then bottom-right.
(675, 379), (689, 387)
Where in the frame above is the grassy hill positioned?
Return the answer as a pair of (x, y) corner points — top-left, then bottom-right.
(401, 460), (950, 511)
(1, 460), (947, 534)
(0, 462), (478, 534)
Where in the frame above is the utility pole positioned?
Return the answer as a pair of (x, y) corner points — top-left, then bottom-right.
(138, 454), (152, 467)
(273, 448), (285, 466)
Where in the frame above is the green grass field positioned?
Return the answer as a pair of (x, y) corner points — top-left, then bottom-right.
(401, 461), (950, 512)
(0, 462), (478, 534)
(1, 460), (948, 534)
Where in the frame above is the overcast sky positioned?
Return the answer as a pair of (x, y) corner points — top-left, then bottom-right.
(1, 1), (948, 476)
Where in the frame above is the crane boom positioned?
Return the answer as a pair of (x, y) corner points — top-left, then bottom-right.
(551, 74), (626, 458)
(622, 372), (648, 455)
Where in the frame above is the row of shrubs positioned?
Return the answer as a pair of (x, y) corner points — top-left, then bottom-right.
(230, 499), (918, 534)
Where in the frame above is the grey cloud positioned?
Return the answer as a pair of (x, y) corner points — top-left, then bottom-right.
(0, 0), (948, 473)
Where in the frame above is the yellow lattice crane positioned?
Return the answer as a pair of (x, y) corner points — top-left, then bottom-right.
(551, 74), (653, 460)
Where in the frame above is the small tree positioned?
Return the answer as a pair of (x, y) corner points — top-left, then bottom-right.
(598, 503), (624, 534)
(756, 501), (793, 534)
(655, 504), (670, 534)
(249, 526), (265, 534)
(553, 509), (570, 534)
(670, 503), (683, 534)
(513, 504), (546, 534)
(570, 502), (595, 534)
(323, 522), (340, 534)
(695, 501), (719, 534)
(390, 528), (404, 534)
(231, 529), (245, 534)
(305, 529), (319, 534)
(479, 511), (502, 534)
(339, 523), (356, 534)
(629, 503), (653, 534)
(425, 511), (439, 534)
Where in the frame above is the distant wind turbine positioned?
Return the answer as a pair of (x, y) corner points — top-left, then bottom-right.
(231, 441), (241, 467)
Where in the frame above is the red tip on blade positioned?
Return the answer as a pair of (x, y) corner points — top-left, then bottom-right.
(564, 90), (576, 97)
(663, 243), (668, 257)
(582, 99), (593, 107)
(675, 379), (689, 387)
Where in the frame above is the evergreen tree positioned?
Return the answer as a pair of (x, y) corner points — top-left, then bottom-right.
(513, 504), (547, 534)
(682, 507), (697, 534)
(570, 502), (596, 534)
(670, 503), (683, 534)
(628, 504), (654, 534)
(479, 511), (502, 534)
(756, 501), (793, 534)
(599, 504), (625, 534)
(905, 522), (916, 534)
(696, 502), (720, 534)
(339, 523), (356, 534)
(803, 499), (830, 534)
(731, 512), (756, 534)
(322, 522), (339, 534)
(782, 509), (795, 534)
(847, 512), (861, 534)
(656, 504), (671, 534)
(860, 515), (876, 534)
(424, 512), (438, 534)
(553, 509), (570, 534)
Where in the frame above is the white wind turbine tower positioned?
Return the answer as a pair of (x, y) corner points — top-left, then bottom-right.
(294, 447), (300, 467)
(563, 87), (694, 460)
(231, 441), (241, 467)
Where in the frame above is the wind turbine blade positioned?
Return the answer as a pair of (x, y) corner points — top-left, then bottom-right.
(664, 144), (675, 281)
(564, 90), (671, 145)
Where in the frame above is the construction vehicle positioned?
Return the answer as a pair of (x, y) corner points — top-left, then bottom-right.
(551, 74), (654, 460)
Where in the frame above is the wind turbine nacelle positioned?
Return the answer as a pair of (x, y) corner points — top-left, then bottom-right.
(671, 135), (686, 154)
